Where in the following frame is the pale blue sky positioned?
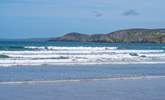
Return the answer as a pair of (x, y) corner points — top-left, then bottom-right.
(0, 0), (165, 38)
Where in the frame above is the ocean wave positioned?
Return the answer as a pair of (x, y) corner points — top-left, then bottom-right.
(1, 75), (165, 85)
(0, 46), (164, 67)
(0, 54), (10, 58)
(0, 46), (26, 50)
(0, 50), (163, 55)
(24, 46), (118, 50)
(1, 60), (165, 67)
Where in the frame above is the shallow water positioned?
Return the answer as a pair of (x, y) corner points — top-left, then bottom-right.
(0, 63), (165, 100)
(0, 64), (165, 82)
(0, 78), (165, 100)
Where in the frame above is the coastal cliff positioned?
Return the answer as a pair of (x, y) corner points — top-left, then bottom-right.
(49, 29), (165, 43)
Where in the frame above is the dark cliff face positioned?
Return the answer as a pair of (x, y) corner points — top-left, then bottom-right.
(49, 29), (165, 43)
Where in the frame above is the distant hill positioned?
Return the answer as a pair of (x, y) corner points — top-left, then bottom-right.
(49, 29), (165, 43)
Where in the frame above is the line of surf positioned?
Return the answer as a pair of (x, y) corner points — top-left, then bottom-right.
(1, 61), (165, 67)
(1, 75), (165, 85)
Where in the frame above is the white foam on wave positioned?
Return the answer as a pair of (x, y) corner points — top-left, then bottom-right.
(4, 54), (132, 59)
(0, 46), (165, 67)
(25, 46), (118, 50)
(1, 60), (165, 67)
(0, 50), (164, 55)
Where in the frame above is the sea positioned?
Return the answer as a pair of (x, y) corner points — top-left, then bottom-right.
(0, 41), (165, 66)
(0, 41), (165, 100)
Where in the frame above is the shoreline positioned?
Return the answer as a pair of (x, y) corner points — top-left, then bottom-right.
(1, 75), (165, 85)
(1, 62), (165, 67)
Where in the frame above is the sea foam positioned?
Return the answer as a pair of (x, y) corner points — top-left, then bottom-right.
(0, 46), (164, 67)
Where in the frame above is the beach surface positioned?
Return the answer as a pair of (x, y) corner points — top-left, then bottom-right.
(0, 64), (165, 100)
(0, 78), (165, 100)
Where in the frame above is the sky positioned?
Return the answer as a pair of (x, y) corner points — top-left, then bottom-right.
(0, 0), (165, 38)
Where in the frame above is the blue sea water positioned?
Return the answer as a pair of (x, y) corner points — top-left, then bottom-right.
(0, 41), (165, 50)
(0, 41), (165, 66)
(0, 64), (165, 100)
(0, 64), (165, 82)
(0, 41), (165, 100)
(0, 41), (164, 81)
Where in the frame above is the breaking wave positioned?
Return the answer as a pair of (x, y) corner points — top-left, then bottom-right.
(0, 54), (10, 58)
(0, 46), (165, 67)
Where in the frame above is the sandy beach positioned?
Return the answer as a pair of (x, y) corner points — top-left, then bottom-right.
(0, 78), (165, 100)
(0, 64), (165, 100)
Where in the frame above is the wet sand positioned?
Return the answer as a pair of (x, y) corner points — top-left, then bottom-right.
(0, 78), (165, 100)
